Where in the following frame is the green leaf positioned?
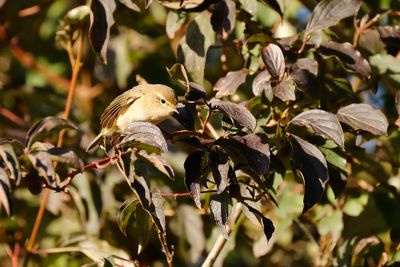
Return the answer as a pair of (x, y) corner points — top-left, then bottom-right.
(89, 0), (116, 64)
(290, 109), (344, 149)
(290, 134), (329, 213)
(166, 11), (187, 39)
(369, 54), (400, 87)
(117, 198), (140, 236)
(177, 11), (215, 85)
(305, 0), (361, 33)
(25, 116), (77, 149)
(337, 103), (389, 135)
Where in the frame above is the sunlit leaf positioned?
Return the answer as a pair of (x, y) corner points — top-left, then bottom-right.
(209, 150), (230, 193)
(369, 54), (400, 88)
(25, 116), (77, 149)
(273, 77), (296, 101)
(210, 192), (231, 238)
(166, 11), (187, 39)
(117, 122), (168, 153)
(167, 63), (189, 89)
(184, 151), (205, 208)
(305, 0), (362, 33)
(319, 42), (371, 79)
(261, 43), (285, 80)
(0, 143), (21, 184)
(292, 58), (318, 76)
(290, 134), (329, 213)
(177, 11), (215, 85)
(252, 69), (272, 99)
(209, 99), (256, 131)
(214, 69), (248, 98)
(337, 104), (388, 135)
(290, 109), (345, 149)
(0, 168), (12, 216)
(89, 0), (116, 64)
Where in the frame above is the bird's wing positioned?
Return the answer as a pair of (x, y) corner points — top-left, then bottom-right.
(100, 88), (143, 129)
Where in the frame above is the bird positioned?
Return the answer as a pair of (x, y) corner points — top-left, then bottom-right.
(86, 84), (177, 152)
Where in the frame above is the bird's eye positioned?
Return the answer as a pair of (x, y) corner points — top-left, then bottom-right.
(160, 99), (166, 104)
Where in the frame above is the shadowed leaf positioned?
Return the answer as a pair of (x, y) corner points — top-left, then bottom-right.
(209, 99), (256, 131)
(28, 143), (57, 184)
(117, 199), (140, 236)
(293, 58), (318, 76)
(260, 0), (282, 17)
(219, 134), (270, 176)
(290, 109), (344, 149)
(184, 151), (205, 208)
(173, 103), (195, 130)
(209, 150), (230, 193)
(305, 0), (361, 33)
(337, 104), (388, 135)
(138, 151), (175, 180)
(89, 0), (116, 64)
(187, 82), (206, 101)
(211, 0), (236, 38)
(47, 147), (84, 170)
(261, 43), (285, 80)
(377, 26), (400, 48)
(210, 192), (231, 238)
(214, 69), (248, 98)
(25, 117), (77, 149)
(328, 165), (347, 198)
(0, 168), (12, 216)
(319, 42), (371, 79)
(243, 203), (274, 241)
(0, 143), (21, 184)
(117, 122), (168, 153)
(290, 134), (329, 213)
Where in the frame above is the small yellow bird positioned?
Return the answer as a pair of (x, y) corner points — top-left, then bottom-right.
(87, 84), (177, 151)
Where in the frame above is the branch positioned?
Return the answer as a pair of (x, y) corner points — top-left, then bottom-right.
(201, 203), (243, 267)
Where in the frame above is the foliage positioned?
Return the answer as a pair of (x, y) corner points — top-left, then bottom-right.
(0, 0), (400, 266)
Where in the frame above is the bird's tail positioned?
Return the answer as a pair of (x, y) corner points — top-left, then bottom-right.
(86, 132), (104, 152)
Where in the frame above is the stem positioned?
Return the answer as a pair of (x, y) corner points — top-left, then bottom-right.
(0, 106), (26, 127)
(26, 31), (84, 253)
(201, 203), (243, 267)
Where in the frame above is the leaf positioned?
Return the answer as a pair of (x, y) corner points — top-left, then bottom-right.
(290, 109), (344, 149)
(261, 43), (285, 80)
(186, 82), (206, 102)
(272, 77), (296, 101)
(305, 0), (362, 33)
(119, 0), (153, 12)
(337, 103), (388, 135)
(292, 58), (318, 76)
(24, 170), (44, 195)
(184, 151), (205, 208)
(117, 199), (140, 236)
(0, 143), (21, 184)
(117, 122), (168, 153)
(0, 168), (12, 216)
(377, 26), (400, 48)
(260, 0), (282, 17)
(160, 0), (219, 11)
(210, 0), (236, 38)
(148, 193), (166, 233)
(177, 11), (215, 85)
(327, 165), (347, 198)
(47, 147), (84, 170)
(214, 69), (248, 98)
(369, 54), (400, 88)
(290, 134), (329, 213)
(209, 150), (230, 193)
(173, 103), (195, 130)
(166, 11), (186, 39)
(28, 143), (56, 184)
(210, 192), (231, 238)
(89, 0), (116, 64)
(319, 42), (371, 79)
(396, 91), (400, 117)
(252, 69), (272, 99)
(242, 203), (274, 241)
(138, 151), (175, 180)
(25, 116), (77, 149)
(209, 99), (256, 131)
(220, 134), (270, 176)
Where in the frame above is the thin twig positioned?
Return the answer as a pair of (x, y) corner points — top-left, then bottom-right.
(26, 30), (84, 253)
(0, 106), (26, 127)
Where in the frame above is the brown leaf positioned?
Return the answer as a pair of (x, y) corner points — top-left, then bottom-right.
(214, 69), (248, 98)
(261, 43), (285, 80)
(184, 151), (205, 208)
